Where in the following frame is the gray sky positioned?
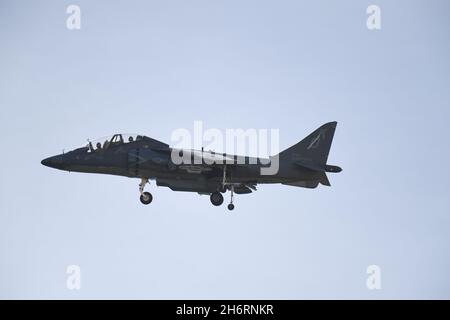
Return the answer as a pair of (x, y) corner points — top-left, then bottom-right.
(1, 0), (450, 299)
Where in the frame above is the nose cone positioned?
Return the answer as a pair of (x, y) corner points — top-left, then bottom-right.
(41, 155), (64, 169)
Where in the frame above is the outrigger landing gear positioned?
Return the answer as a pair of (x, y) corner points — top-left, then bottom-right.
(139, 178), (153, 205)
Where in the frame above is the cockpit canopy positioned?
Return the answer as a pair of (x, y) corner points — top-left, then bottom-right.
(85, 134), (149, 152)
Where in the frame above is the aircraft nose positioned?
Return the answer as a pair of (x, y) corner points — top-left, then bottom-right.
(41, 155), (64, 169)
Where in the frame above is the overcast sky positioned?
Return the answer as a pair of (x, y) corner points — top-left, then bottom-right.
(1, 0), (450, 299)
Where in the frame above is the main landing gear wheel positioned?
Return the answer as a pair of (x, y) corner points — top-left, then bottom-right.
(139, 178), (153, 205)
(210, 192), (224, 206)
(227, 203), (235, 211)
(140, 192), (153, 205)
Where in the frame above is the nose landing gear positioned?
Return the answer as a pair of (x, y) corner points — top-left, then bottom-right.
(139, 178), (153, 205)
(140, 192), (152, 205)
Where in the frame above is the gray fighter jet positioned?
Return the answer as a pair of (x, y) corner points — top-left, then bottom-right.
(41, 122), (342, 210)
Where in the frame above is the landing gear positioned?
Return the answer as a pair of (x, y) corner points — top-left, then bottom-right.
(139, 178), (153, 205)
(210, 192), (224, 206)
(227, 185), (235, 211)
(140, 192), (153, 205)
(209, 166), (239, 210)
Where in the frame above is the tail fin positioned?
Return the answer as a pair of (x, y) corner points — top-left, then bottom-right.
(278, 122), (337, 165)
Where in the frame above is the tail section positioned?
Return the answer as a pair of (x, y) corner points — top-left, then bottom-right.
(278, 121), (337, 164)
(278, 122), (341, 187)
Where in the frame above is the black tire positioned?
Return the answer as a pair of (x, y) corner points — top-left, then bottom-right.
(210, 192), (224, 206)
(140, 192), (153, 205)
(227, 203), (235, 211)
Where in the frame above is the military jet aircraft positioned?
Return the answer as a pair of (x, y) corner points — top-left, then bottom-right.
(41, 122), (342, 210)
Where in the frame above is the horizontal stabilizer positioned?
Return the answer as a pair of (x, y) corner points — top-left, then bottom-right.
(295, 160), (342, 173)
(294, 159), (325, 172)
(294, 159), (342, 173)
